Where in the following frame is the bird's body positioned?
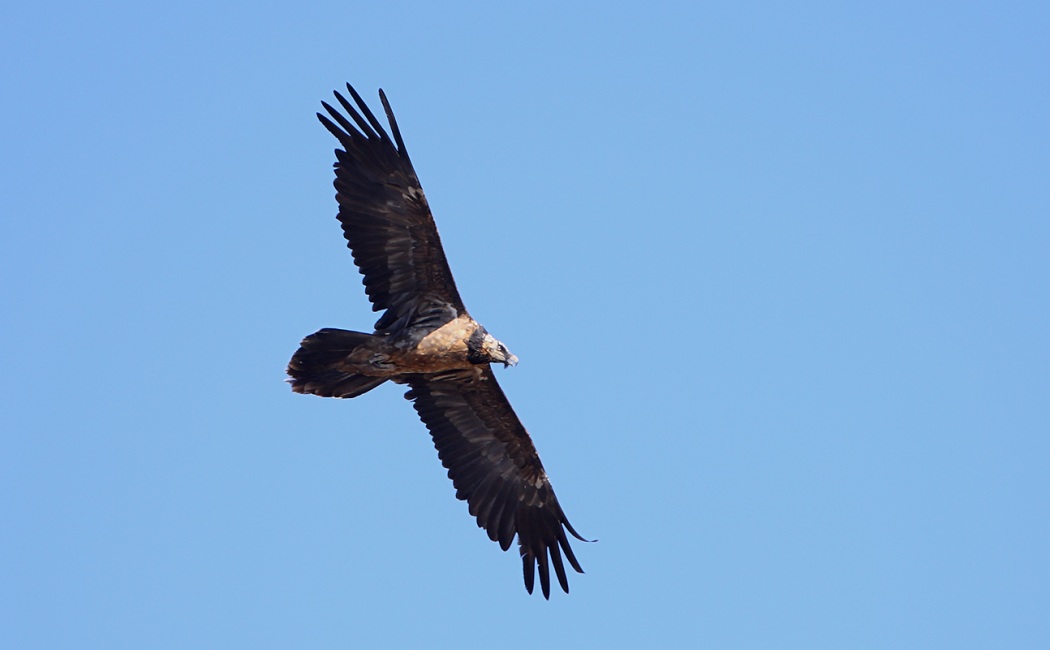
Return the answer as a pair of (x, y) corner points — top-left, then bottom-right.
(350, 314), (483, 375)
(287, 84), (586, 598)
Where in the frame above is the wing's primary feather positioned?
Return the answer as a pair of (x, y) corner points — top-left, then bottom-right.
(317, 86), (465, 332)
(404, 367), (587, 598)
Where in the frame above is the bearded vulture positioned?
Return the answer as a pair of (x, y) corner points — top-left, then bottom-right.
(287, 84), (587, 598)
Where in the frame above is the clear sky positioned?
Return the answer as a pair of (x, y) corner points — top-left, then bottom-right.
(3, 2), (1048, 648)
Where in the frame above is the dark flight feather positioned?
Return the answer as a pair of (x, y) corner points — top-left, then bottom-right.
(318, 87), (465, 332)
(404, 367), (587, 598)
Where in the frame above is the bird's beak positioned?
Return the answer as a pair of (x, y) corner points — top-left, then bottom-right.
(504, 354), (519, 368)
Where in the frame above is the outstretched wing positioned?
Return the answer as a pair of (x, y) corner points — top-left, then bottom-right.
(317, 84), (466, 333)
(404, 367), (588, 598)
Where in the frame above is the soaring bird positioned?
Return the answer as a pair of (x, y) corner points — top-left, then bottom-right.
(287, 84), (587, 598)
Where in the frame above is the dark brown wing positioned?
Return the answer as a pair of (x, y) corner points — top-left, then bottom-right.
(404, 367), (587, 598)
(317, 84), (466, 333)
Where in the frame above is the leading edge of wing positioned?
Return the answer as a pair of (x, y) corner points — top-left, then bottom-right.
(404, 366), (590, 598)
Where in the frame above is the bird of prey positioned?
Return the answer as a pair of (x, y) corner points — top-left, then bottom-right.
(287, 84), (587, 598)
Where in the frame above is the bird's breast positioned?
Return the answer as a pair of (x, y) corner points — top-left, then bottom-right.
(387, 315), (480, 373)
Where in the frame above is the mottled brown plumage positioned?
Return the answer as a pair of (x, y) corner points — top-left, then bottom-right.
(287, 84), (587, 598)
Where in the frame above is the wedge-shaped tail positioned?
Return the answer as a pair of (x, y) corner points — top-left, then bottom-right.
(288, 328), (388, 398)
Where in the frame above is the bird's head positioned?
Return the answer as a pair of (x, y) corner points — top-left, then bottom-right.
(469, 329), (518, 367)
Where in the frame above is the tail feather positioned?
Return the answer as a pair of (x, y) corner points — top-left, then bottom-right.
(287, 328), (388, 398)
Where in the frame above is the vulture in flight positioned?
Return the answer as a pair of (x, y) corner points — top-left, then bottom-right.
(288, 84), (587, 598)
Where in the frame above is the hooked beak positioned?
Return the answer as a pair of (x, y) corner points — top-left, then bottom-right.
(503, 353), (519, 368)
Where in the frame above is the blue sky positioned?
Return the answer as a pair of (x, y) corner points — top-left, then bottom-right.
(3, 1), (1048, 647)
